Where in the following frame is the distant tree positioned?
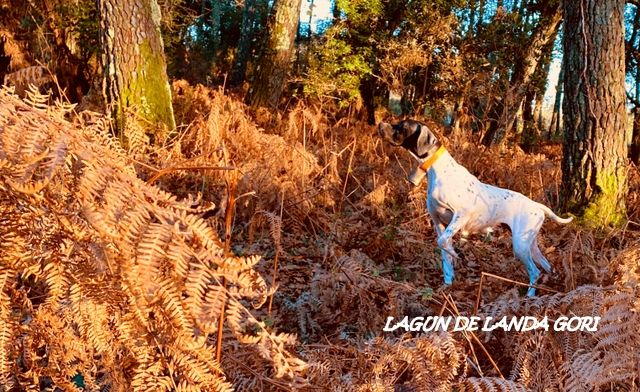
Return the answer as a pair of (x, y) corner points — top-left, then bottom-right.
(561, 0), (628, 226)
(97, 0), (176, 134)
(231, 0), (258, 86)
(626, 3), (640, 164)
(482, 0), (562, 146)
(248, 0), (302, 108)
(548, 54), (564, 138)
(521, 27), (558, 151)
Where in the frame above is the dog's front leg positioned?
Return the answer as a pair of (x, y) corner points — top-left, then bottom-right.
(430, 216), (456, 285)
(436, 211), (469, 261)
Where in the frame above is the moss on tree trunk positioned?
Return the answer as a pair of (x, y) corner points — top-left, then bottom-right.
(248, 0), (302, 109)
(561, 0), (628, 227)
(98, 0), (176, 139)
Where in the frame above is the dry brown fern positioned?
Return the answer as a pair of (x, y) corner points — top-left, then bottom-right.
(0, 87), (307, 391)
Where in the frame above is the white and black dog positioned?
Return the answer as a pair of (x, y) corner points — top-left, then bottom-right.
(379, 120), (572, 296)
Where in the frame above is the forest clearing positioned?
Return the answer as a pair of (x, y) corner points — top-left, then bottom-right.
(1, 0), (639, 391)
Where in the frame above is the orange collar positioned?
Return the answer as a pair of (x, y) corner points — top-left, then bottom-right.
(419, 145), (447, 171)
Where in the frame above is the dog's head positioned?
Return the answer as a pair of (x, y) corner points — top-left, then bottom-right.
(378, 120), (440, 159)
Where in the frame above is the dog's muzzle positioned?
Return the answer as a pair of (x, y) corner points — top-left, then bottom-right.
(407, 166), (427, 186)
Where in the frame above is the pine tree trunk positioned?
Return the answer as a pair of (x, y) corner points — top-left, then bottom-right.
(561, 0), (628, 226)
(248, 0), (302, 108)
(483, 2), (561, 146)
(97, 0), (176, 134)
(231, 0), (257, 86)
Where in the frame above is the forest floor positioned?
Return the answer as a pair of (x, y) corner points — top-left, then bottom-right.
(152, 82), (640, 390)
(2, 82), (638, 391)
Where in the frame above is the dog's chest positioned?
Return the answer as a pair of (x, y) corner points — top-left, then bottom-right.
(426, 160), (502, 232)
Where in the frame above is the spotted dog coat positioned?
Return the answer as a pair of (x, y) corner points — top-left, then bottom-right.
(379, 120), (572, 296)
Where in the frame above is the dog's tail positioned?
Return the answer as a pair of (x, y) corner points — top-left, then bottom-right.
(539, 204), (573, 224)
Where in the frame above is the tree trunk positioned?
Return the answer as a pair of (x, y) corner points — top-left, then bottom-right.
(210, 0), (221, 60)
(549, 55), (564, 138)
(519, 0), (527, 16)
(522, 30), (556, 150)
(231, 0), (257, 86)
(468, 0), (476, 36)
(483, 2), (561, 146)
(520, 90), (535, 148)
(247, 0), (302, 108)
(97, 0), (176, 134)
(627, 7), (640, 164)
(561, 0), (628, 227)
(358, 75), (377, 125)
(631, 107), (640, 164)
(631, 61), (640, 164)
(477, 0), (485, 29)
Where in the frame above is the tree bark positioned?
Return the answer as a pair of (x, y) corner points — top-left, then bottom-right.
(561, 0), (628, 226)
(247, 0), (302, 108)
(97, 0), (176, 134)
(483, 2), (561, 146)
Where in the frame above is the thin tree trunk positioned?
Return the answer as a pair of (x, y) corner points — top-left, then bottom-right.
(248, 0), (302, 108)
(521, 89), (535, 148)
(478, 0), (485, 29)
(468, 0), (476, 36)
(483, 2), (561, 146)
(97, 0), (176, 134)
(549, 56), (564, 138)
(231, 0), (257, 86)
(519, 0), (527, 16)
(631, 63), (640, 164)
(631, 107), (640, 164)
(211, 0), (221, 60)
(523, 31), (556, 150)
(628, 7), (640, 163)
(451, 93), (466, 138)
(561, 0), (628, 226)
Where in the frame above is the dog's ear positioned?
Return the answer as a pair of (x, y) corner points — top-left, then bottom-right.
(414, 124), (439, 158)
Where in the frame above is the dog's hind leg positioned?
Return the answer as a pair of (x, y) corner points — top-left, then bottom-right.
(512, 217), (545, 296)
(531, 238), (552, 273)
(513, 238), (540, 297)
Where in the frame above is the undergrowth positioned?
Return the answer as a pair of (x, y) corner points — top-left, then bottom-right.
(1, 83), (639, 391)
